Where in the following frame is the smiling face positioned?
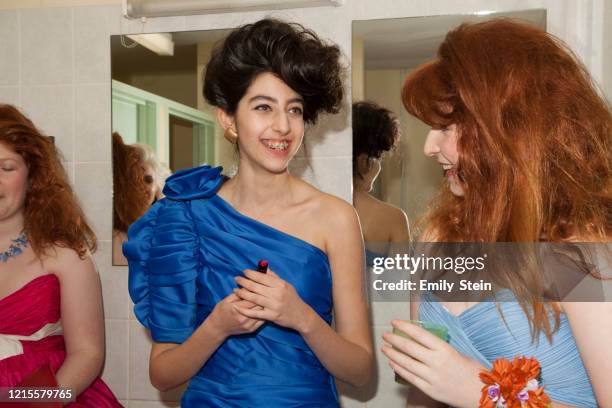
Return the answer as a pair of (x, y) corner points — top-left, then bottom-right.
(220, 72), (305, 174)
(0, 142), (29, 223)
(424, 123), (464, 196)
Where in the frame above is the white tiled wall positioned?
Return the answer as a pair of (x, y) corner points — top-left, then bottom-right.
(0, 0), (606, 406)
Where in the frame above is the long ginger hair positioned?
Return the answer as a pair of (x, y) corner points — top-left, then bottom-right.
(402, 19), (611, 338)
(0, 104), (96, 257)
(112, 132), (148, 233)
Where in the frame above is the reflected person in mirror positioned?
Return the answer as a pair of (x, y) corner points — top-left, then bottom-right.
(112, 132), (149, 266)
(0, 104), (122, 406)
(382, 19), (611, 408)
(352, 101), (410, 264)
(132, 142), (170, 207)
(112, 133), (169, 265)
(124, 18), (373, 407)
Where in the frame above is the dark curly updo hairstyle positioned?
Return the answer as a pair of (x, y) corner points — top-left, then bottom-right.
(203, 18), (344, 124)
(352, 101), (400, 178)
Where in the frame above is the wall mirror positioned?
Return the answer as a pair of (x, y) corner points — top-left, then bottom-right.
(111, 28), (233, 265)
(351, 9), (546, 237)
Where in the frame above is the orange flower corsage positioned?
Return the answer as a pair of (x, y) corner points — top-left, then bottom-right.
(479, 356), (552, 408)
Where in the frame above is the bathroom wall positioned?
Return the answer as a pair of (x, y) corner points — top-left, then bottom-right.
(0, 0), (607, 406)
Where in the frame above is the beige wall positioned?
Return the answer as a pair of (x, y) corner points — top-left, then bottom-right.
(351, 37), (364, 102)
(363, 69), (403, 206)
(604, 0), (612, 102)
(113, 44), (198, 108)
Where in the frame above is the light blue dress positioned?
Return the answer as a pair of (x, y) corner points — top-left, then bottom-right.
(124, 165), (339, 407)
(419, 290), (598, 407)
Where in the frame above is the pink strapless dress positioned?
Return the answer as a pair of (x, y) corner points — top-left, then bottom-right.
(0, 274), (123, 407)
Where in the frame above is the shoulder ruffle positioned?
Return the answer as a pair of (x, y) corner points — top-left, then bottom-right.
(162, 165), (224, 200)
(123, 199), (200, 343)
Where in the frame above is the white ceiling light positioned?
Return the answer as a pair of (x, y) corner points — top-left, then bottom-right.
(126, 33), (175, 56)
(474, 10), (495, 16)
(123, 0), (344, 19)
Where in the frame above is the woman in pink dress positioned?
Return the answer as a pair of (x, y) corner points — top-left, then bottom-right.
(0, 104), (122, 407)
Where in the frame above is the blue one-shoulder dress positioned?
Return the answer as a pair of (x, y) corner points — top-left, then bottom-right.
(124, 165), (339, 407)
(419, 290), (598, 407)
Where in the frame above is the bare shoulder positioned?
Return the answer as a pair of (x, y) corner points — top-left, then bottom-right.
(290, 179), (358, 240)
(364, 196), (410, 241)
(290, 177), (356, 221)
(384, 202), (409, 224)
(310, 190), (359, 229)
(358, 193), (404, 222)
(43, 246), (97, 279)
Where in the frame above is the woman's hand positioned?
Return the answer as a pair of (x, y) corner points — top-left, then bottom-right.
(233, 269), (313, 332)
(381, 320), (485, 408)
(207, 292), (265, 338)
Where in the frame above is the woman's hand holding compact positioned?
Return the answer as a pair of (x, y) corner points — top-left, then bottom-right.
(381, 320), (485, 408)
(233, 268), (313, 332)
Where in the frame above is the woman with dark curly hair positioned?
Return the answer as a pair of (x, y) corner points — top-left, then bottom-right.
(0, 104), (122, 406)
(381, 19), (611, 407)
(124, 18), (373, 407)
(352, 101), (410, 262)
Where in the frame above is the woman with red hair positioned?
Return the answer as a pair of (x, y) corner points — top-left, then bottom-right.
(381, 19), (611, 407)
(0, 104), (122, 406)
(112, 132), (149, 265)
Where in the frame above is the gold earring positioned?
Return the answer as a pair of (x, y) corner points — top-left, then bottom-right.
(224, 127), (238, 144)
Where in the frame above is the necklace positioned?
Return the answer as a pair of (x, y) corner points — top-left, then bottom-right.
(0, 233), (29, 263)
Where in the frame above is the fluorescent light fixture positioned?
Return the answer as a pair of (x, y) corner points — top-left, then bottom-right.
(123, 0), (344, 18)
(474, 10), (495, 16)
(126, 32), (175, 56)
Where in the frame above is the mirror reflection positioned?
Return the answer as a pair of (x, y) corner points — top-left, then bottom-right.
(351, 9), (546, 243)
(111, 29), (233, 265)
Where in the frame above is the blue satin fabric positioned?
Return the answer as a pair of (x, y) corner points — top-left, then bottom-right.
(365, 248), (386, 267)
(124, 165), (339, 407)
(419, 290), (597, 407)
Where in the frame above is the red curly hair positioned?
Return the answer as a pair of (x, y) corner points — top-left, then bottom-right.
(0, 104), (96, 257)
(402, 19), (611, 337)
(112, 132), (148, 233)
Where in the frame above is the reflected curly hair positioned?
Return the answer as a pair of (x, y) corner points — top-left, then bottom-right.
(0, 104), (96, 257)
(352, 101), (400, 178)
(402, 19), (611, 339)
(203, 18), (344, 124)
(112, 132), (148, 233)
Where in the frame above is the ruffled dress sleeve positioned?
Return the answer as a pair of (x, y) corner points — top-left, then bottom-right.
(123, 165), (224, 344)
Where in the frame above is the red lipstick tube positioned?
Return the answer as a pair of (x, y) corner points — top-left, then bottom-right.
(256, 260), (268, 273)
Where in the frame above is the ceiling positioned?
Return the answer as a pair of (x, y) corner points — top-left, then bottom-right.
(111, 9), (546, 72)
(353, 9), (547, 70)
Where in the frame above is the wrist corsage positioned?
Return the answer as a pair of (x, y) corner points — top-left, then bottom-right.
(479, 356), (551, 408)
